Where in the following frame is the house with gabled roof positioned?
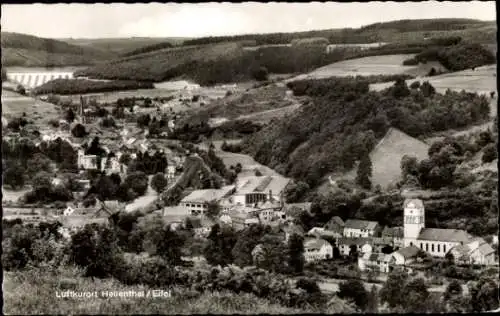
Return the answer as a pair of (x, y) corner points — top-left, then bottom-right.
(304, 237), (333, 262)
(359, 252), (392, 273)
(324, 216), (345, 237)
(449, 237), (496, 266)
(343, 219), (380, 238)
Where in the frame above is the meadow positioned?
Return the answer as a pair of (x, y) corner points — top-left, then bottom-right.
(1, 90), (60, 125)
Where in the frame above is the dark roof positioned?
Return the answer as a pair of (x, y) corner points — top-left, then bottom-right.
(344, 219), (379, 230)
(337, 237), (372, 246)
(418, 228), (470, 243)
(396, 245), (421, 259)
(403, 199), (424, 209)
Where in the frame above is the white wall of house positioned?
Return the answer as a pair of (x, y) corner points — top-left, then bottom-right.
(181, 201), (207, 216)
(343, 227), (375, 238)
(469, 250), (495, 265)
(305, 244), (333, 262)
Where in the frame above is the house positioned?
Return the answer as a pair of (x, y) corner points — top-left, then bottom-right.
(391, 245), (421, 266)
(51, 177), (64, 187)
(304, 237), (333, 262)
(358, 252), (392, 273)
(257, 200), (283, 223)
(63, 206), (76, 216)
(336, 237), (373, 256)
(166, 165), (176, 180)
(180, 186), (235, 216)
(219, 211), (233, 227)
(324, 216), (345, 237)
(343, 219), (380, 238)
(77, 149), (99, 170)
(232, 176), (291, 206)
(190, 217), (216, 238)
(449, 238), (496, 266)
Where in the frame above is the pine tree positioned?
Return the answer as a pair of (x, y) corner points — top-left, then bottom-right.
(288, 233), (305, 274)
(356, 155), (373, 190)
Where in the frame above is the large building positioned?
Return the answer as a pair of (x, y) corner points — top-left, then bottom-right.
(403, 199), (473, 258)
(180, 186), (235, 216)
(232, 176), (291, 206)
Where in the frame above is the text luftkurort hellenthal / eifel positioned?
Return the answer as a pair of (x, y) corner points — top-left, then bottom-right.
(56, 290), (172, 299)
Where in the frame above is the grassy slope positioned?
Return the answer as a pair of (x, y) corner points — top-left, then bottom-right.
(1, 32), (115, 67)
(3, 267), (310, 315)
(369, 128), (430, 188)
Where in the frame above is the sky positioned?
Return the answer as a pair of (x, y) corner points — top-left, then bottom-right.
(1, 1), (496, 39)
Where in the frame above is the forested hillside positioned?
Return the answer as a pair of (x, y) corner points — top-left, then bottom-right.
(1, 32), (114, 67)
(240, 77), (491, 188)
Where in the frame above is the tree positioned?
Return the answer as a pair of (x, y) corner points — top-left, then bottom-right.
(16, 85), (26, 95)
(255, 234), (289, 273)
(380, 270), (409, 308)
(252, 66), (269, 81)
(151, 172), (168, 194)
(26, 153), (53, 177)
(482, 143), (497, 163)
(401, 278), (429, 313)
(285, 181), (310, 203)
(410, 81), (421, 89)
(356, 155), (372, 190)
(137, 114), (151, 128)
(338, 279), (369, 311)
(444, 280), (463, 301)
(232, 224), (268, 267)
(234, 163), (242, 174)
(367, 285), (379, 313)
(69, 224), (123, 278)
(288, 233), (305, 274)
(206, 200), (221, 219)
(124, 171), (149, 196)
(65, 109), (75, 123)
(3, 163), (25, 190)
(469, 278), (499, 312)
(204, 224), (237, 266)
(400, 155), (419, 180)
(420, 81), (436, 97)
(392, 78), (411, 98)
(71, 124), (87, 138)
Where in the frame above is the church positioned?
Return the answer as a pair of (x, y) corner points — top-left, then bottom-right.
(403, 199), (472, 258)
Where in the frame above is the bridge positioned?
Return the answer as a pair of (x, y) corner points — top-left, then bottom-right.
(6, 71), (75, 89)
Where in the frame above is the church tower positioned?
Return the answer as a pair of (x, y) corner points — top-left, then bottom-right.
(403, 199), (425, 247)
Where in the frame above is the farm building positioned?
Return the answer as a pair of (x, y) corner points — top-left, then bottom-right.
(180, 186), (235, 216)
(304, 237), (333, 262)
(343, 219), (380, 238)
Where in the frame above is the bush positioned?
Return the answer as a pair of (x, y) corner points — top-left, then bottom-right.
(482, 144), (497, 163)
(403, 58), (419, 66)
(409, 81), (421, 89)
(252, 66), (269, 81)
(71, 124), (87, 138)
(32, 79), (154, 95)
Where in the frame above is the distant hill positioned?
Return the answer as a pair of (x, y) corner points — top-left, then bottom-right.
(369, 128), (429, 189)
(62, 37), (189, 55)
(1, 32), (114, 67)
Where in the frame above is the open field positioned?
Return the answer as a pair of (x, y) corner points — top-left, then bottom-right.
(1, 89), (60, 124)
(370, 64), (496, 93)
(2, 188), (31, 204)
(287, 54), (445, 81)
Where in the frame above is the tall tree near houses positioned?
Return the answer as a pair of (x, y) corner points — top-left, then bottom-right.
(288, 233), (305, 274)
(356, 154), (373, 190)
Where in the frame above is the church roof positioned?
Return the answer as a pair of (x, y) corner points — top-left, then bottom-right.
(404, 199), (424, 209)
(417, 228), (470, 243)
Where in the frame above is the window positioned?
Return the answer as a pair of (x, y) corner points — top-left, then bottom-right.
(420, 243), (423, 249)
(443, 245), (446, 253)
(431, 244), (434, 252)
(437, 244), (440, 252)
(426, 243), (429, 251)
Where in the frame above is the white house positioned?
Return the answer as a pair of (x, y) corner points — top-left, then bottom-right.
(304, 238), (333, 262)
(337, 237), (373, 257)
(343, 219), (380, 238)
(63, 206), (76, 216)
(180, 186), (235, 216)
(449, 238), (496, 266)
(391, 245), (421, 266)
(77, 149), (99, 170)
(166, 165), (176, 180)
(358, 252), (392, 273)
